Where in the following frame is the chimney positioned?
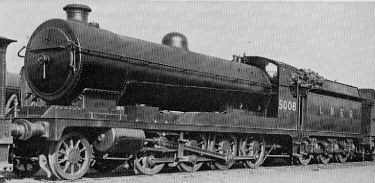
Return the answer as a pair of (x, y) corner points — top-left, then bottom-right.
(63, 4), (92, 24)
(0, 37), (16, 117)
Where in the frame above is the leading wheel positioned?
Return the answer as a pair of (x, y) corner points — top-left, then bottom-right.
(239, 136), (265, 168)
(48, 132), (93, 180)
(209, 135), (237, 170)
(177, 134), (207, 172)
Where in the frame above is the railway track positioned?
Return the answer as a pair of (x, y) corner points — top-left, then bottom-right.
(2, 160), (375, 183)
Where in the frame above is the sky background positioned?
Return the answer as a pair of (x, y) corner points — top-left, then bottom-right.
(0, 0), (374, 89)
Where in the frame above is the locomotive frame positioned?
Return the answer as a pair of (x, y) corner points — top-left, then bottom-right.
(0, 4), (374, 180)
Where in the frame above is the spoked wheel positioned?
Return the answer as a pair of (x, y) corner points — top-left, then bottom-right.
(296, 154), (312, 166)
(13, 158), (40, 177)
(317, 154), (331, 165)
(209, 135), (237, 170)
(335, 154), (348, 163)
(134, 152), (165, 175)
(239, 136), (265, 168)
(177, 134), (207, 172)
(48, 132), (93, 180)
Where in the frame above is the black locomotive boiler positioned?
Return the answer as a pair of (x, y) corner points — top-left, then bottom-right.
(0, 4), (374, 180)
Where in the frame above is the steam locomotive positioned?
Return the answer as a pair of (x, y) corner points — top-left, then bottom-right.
(0, 4), (374, 180)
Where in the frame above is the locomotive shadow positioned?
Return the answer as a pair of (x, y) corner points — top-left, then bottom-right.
(0, 160), (366, 182)
(2, 158), (366, 181)
(84, 158), (294, 180)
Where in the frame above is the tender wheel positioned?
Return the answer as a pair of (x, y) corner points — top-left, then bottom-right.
(177, 134), (207, 172)
(296, 154), (312, 166)
(13, 159), (40, 177)
(239, 136), (265, 168)
(317, 154), (331, 165)
(134, 152), (165, 175)
(335, 154), (348, 163)
(209, 135), (237, 170)
(48, 132), (93, 180)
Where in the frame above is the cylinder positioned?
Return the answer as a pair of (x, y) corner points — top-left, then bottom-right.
(92, 128), (145, 155)
(11, 119), (46, 140)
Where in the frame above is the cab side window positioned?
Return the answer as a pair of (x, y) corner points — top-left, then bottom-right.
(265, 62), (278, 83)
